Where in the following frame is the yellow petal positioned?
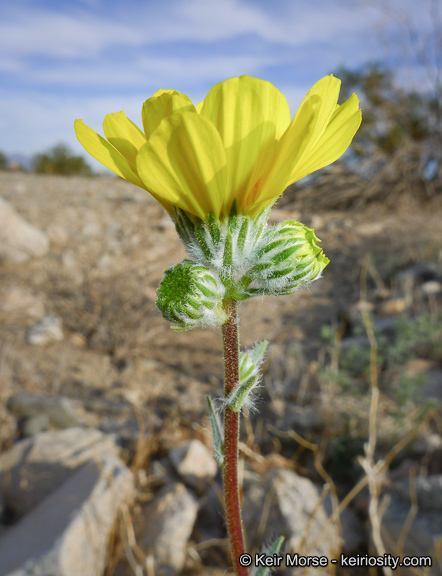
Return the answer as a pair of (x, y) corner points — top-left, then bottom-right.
(250, 94), (322, 208)
(74, 119), (144, 187)
(301, 75), (341, 149)
(198, 76), (291, 211)
(102, 111), (146, 172)
(136, 112), (227, 220)
(142, 90), (195, 137)
(292, 93), (362, 181)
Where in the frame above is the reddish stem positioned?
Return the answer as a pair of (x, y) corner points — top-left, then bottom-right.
(222, 300), (248, 576)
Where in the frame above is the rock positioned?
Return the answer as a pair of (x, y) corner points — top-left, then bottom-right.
(243, 469), (340, 575)
(149, 458), (180, 488)
(395, 474), (442, 512)
(7, 394), (83, 434)
(169, 439), (217, 490)
(82, 221), (101, 237)
(0, 197), (49, 263)
(26, 315), (63, 345)
(0, 286), (45, 319)
(99, 416), (160, 459)
(0, 456), (133, 576)
(379, 297), (407, 315)
(139, 483), (198, 576)
(396, 263), (440, 302)
(193, 481), (225, 542)
(70, 332), (87, 347)
(0, 427), (120, 520)
(310, 214), (324, 230)
(409, 433), (442, 457)
(381, 480), (442, 574)
(356, 221), (384, 236)
(20, 413), (49, 437)
(421, 280), (442, 296)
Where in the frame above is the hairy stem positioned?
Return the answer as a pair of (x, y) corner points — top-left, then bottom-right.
(222, 299), (248, 576)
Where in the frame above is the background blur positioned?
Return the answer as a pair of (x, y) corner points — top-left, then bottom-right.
(0, 1), (441, 576)
(1, 0), (440, 168)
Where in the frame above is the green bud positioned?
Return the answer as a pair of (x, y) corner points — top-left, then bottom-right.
(247, 220), (329, 296)
(227, 341), (268, 411)
(156, 260), (227, 330)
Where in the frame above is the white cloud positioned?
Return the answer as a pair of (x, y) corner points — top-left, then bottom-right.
(1, 0), (436, 156)
(0, 6), (144, 63)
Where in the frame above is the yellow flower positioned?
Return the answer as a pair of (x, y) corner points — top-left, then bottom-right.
(75, 75), (361, 220)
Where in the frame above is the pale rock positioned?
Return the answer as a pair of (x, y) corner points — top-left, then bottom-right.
(139, 483), (198, 576)
(169, 439), (217, 490)
(421, 280), (442, 296)
(82, 221), (101, 237)
(0, 427), (120, 520)
(7, 393), (83, 432)
(243, 469), (341, 575)
(69, 332), (87, 347)
(26, 315), (63, 345)
(379, 297), (407, 315)
(356, 221), (384, 236)
(61, 252), (83, 285)
(0, 197), (49, 263)
(0, 287), (45, 319)
(149, 458), (179, 488)
(0, 456), (133, 576)
(310, 214), (324, 230)
(396, 263), (439, 302)
(61, 251), (76, 270)
(19, 413), (49, 437)
(14, 183), (27, 194)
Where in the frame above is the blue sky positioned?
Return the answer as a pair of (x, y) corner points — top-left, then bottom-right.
(0, 0), (437, 167)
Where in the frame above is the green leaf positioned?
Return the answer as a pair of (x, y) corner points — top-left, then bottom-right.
(251, 536), (285, 576)
(228, 375), (258, 411)
(251, 340), (268, 364)
(206, 395), (224, 466)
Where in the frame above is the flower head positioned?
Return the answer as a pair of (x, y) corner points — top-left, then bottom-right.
(75, 75), (361, 221)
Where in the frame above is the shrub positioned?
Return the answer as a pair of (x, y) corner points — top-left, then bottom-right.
(33, 144), (92, 175)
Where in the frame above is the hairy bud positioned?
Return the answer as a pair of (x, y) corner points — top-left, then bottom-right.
(156, 260), (227, 330)
(245, 220), (329, 296)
